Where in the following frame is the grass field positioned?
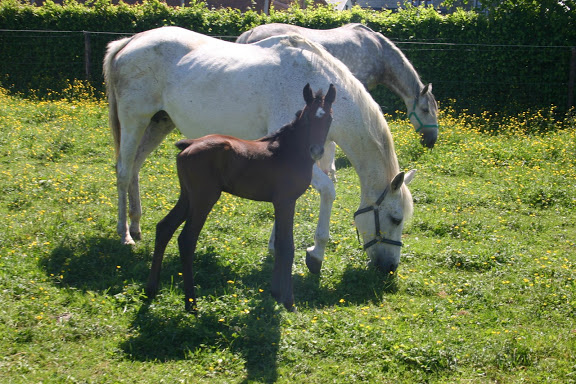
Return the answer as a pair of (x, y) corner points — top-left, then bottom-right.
(0, 87), (575, 383)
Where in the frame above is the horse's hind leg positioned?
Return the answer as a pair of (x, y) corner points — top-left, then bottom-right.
(116, 115), (151, 245)
(128, 111), (175, 241)
(178, 189), (221, 312)
(146, 194), (188, 300)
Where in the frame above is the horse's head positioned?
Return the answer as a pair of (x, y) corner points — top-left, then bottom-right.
(354, 170), (416, 274)
(408, 83), (438, 148)
(299, 83), (336, 161)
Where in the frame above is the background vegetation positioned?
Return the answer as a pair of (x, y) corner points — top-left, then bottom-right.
(0, 85), (575, 382)
(1, 0), (575, 114)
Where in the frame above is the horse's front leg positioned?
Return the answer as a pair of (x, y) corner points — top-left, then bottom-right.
(271, 200), (296, 312)
(305, 165), (336, 274)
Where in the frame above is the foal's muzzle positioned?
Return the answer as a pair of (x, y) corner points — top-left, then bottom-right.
(310, 145), (325, 161)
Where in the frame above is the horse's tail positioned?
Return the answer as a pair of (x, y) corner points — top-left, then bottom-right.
(103, 35), (134, 162)
(175, 139), (194, 152)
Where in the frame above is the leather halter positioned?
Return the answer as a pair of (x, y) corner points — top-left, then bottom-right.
(354, 186), (403, 250)
(409, 100), (439, 132)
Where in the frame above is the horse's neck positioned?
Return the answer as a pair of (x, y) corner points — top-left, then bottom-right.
(332, 119), (399, 205)
(376, 38), (424, 107)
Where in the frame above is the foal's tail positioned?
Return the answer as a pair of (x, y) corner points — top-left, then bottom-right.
(103, 35), (135, 162)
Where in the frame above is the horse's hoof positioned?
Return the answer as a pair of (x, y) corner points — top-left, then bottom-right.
(306, 252), (322, 275)
(285, 303), (297, 313)
(122, 236), (136, 246)
(130, 231), (142, 241)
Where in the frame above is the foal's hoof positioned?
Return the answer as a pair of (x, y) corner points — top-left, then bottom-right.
(305, 252), (323, 275)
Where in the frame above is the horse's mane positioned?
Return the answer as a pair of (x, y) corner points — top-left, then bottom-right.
(274, 33), (413, 217)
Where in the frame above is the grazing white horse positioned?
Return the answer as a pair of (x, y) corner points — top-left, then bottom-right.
(237, 23), (439, 163)
(104, 26), (416, 274)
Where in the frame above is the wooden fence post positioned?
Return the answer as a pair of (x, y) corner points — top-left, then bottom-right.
(84, 31), (91, 80)
(568, 47), (575, 110)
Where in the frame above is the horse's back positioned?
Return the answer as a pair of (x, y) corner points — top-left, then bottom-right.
(237, 23), (386, 88)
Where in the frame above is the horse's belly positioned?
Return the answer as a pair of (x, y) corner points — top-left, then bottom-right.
(170, 107), (269, 141)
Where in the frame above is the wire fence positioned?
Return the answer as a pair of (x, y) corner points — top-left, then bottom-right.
(1, 29), (575, 115)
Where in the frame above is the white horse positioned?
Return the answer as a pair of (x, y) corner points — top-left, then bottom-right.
(104, 26), (416, 274)
(237, 23), (439, 165)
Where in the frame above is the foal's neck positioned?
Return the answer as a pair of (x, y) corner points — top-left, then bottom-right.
(265, 120), (311, 160)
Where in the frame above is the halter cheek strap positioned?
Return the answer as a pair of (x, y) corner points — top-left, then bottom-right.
(354, 186), (403, 250)
(409, 100), (439, 132)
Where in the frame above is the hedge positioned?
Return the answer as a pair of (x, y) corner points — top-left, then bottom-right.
(1, 0), (575, 114)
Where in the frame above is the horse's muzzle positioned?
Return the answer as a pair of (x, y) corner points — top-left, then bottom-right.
(310, 145), (325, 161)
(420, 128), (438, 148)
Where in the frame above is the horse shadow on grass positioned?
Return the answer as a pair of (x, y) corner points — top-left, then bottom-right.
(293, 262), (399, 308)
(122, 250), (282, 383)
(42, 236), (281, 382)
(40, 235), (151, 294)
(40, 236), (396, 383)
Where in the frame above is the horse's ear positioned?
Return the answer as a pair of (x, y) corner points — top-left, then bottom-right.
(421, 83), (432, 96)
(391, 172), (405, 192)
(404, 169), (417, 185)
(303, 83), (314, 105)
(325, 84), (336, 105)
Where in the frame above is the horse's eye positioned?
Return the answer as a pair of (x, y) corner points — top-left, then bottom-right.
(390, 216), (402, 226)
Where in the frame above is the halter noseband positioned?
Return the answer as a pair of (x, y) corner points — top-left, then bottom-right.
(409, 100), (439, 132)
(354, 186), (403, 250)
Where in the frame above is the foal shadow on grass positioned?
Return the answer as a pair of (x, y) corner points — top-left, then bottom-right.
(122, 250), (281, 383)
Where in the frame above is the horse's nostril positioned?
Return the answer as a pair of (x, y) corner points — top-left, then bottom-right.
(310, 146), (325, 160)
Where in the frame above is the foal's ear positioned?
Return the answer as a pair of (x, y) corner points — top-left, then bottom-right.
(303, 83), (314, 105)
(325, 84), (336, 105)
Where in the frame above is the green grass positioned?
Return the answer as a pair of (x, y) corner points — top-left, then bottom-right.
(1, 87), (575, 383)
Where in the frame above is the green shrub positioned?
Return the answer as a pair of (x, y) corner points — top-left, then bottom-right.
(1, 0), (575, 114)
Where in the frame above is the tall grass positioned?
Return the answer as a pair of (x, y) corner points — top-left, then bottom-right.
(0, 87), (575, 383)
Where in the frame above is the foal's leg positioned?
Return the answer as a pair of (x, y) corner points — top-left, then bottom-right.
(305, 165), (336, 274)
(128, 113), (175, 241)
(146, 194), (188, 300)
(178, 191), (221, 312)
(271, 200), (297, 312)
